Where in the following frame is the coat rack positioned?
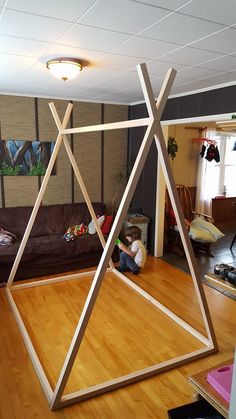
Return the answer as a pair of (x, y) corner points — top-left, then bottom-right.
(192, 137), (217, 145)
(185, 126), (217, 145)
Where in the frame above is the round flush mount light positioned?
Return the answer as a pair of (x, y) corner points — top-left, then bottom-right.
(46, 58), (83, 81)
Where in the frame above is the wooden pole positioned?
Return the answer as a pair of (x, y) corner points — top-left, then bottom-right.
(6, 103), (73, 288)
(49, 102), (114, 269)
(50, 63), (173, 409)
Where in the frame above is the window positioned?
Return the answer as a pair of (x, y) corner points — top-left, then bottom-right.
(206, 133), (236, 198)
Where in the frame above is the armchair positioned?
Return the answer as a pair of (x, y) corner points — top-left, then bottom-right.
(166, 185), (216, 257)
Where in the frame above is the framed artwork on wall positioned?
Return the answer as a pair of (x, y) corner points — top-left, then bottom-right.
(0, 139), (56, 176)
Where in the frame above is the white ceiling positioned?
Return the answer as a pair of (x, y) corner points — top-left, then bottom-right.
(1, 0), (236, 105)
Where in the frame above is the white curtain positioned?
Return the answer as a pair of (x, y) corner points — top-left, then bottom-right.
(195, 129), (216, 217)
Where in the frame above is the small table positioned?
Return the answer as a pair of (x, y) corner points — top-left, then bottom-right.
(188, 360), (233, 418)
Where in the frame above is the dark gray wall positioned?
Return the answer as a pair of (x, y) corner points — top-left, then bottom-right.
(162, 84), (236, 121)
(129, 83), (236, 254)
(128, 103), (157, 255)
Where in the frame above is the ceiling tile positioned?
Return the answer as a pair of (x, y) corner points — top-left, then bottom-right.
(79, 0), (171, 35)
(0, 34), (52, 57)
(130, 0), (190, 10)
(198, 71), (236, 86)
(16, 61), (124, 91)
(60, 24), (131, 52)
(46, 44), (104, 63)
(191, 28), (236, 54)
(12, 84), (87, 100)
(94, 70), (140, 91)
(0, 1), (236, 104)
(66, 66), (125, 89)
(0, 9), (72, 42)
(147, 60), (187, 75)
(12, 62), (88, 96)
(0, 53), (38, 87)
(6, 0), (96, 22)
(178, 0), (236, 26)
(161, 46), (221, 66)
(114, 36), (180, 59)
(176, 66), (220, 82)
(94, 89), (144, 104)
(140, 13), (224, 45)
(197, 55), (236, 72)
(172, 71), (236, 94)
(6, 61), (54, 87)
(94, 53), (147, 71)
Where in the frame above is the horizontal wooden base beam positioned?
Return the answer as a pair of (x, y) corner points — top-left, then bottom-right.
(54, 345), (216, 410)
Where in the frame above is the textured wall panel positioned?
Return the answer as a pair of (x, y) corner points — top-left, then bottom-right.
(0, 95), (35, 140)
(38, 98), (71, 204)
(73, 102), (102, 204)
(104, 104), (128, 213)
(0, 96), (128, 209)
(4, 176), (38, 207)
(0, 95), (38, 207)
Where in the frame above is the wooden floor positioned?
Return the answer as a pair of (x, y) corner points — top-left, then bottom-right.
(0, 256), (235, 418)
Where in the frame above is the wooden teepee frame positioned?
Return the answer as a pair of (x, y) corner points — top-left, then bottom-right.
(5, 63), (217, 411)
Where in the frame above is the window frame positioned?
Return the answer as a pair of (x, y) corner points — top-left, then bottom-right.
(214, 132), (236, 196)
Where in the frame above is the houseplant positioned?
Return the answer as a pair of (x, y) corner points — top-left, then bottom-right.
(167, 136), (178, 160)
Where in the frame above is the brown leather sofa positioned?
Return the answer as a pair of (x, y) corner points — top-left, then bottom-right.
(0, 202), (110, 282)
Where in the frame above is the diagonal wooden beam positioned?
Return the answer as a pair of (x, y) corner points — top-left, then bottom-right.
(50, 63), (174, 409)
(6, 103), (73, 288)
(49, 102), (114, 269)
(154, 123), (218, 349)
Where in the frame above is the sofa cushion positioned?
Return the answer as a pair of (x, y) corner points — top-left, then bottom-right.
(0, 233), (104, 260)
(0, 202), (106, 237)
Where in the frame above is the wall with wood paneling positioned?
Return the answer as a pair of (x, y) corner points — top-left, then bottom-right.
(0, 95), (128, 211)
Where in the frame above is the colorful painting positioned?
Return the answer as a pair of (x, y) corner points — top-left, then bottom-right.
(0, 140), (56, 176)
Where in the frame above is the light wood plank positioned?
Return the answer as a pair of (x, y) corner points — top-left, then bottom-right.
(61, 117), (150, 135)
(205, 273), (236, 296)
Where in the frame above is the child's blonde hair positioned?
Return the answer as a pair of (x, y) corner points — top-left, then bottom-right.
(124, 225), (141, 241)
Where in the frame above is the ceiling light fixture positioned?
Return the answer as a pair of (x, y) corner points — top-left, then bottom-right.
(46, 58), (82, 81)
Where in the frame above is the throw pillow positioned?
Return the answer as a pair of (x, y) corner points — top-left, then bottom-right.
(0, 227), (17, 246)
(88, 215), (105, 234)
(67, 224), (88, 236)
(63, 224), (88, 241)
(191, 217), (224, 241)
(189, 226), (216, 243)
(101, 215), (113, 234)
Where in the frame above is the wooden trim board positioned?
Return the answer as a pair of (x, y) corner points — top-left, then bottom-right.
(205, 273), (236, 296)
